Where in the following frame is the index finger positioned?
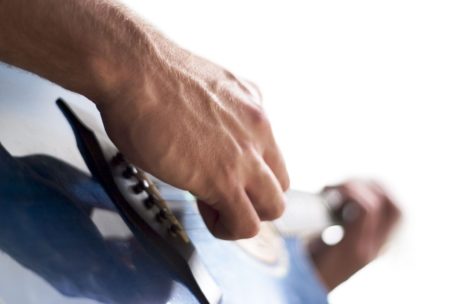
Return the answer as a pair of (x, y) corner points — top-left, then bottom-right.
(197, 189), (260, 240)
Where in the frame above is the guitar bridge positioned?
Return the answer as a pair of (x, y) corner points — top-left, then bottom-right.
(56, 98), (222, 304)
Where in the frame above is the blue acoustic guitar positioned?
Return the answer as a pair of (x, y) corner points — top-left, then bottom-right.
(0, 64), (335, 304)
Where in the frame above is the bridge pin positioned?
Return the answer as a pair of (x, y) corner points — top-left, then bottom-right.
(143, 195), (156, 209)
(110, 152), (125, 166)
(122, 165), (138, 179)
(168, 224), (181, 237)
(156, 208), (169, 223)
(132, 180), (150, 194)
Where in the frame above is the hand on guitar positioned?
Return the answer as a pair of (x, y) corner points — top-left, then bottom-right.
(309, 180), (401, 291)
(99, 47), (290, 241)
(0, 0), (289, 240)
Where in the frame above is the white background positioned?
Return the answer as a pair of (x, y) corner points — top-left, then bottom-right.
(123, 1), (450, 303)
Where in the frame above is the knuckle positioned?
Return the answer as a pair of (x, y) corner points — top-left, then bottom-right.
(245, 103), (270, 130)
(239, 140), (256, 156)
(216, 179), (241, 206)
(221, 164), (240, 186)
(223, 69), (239, 82)
(219, 152), (244, 185)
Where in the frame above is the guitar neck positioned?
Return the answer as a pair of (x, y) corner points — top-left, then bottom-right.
(275, 190), (339, 240)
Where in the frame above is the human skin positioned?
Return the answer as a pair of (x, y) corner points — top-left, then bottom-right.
(309, 180), (401, 291)
(0, 0), (289, 240)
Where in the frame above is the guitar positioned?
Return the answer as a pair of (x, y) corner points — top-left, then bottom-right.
(0, 64), (336, 304)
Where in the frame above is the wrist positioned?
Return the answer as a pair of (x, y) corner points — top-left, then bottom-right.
(83, 30), (156, 108)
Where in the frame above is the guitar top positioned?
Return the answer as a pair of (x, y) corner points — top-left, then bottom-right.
(0, 64), (329, 304)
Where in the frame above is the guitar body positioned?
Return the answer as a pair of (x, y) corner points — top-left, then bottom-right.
(0, 64), (328, 304)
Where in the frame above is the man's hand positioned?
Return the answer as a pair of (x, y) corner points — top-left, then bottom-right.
(0, 0), (289, 240)
(99, 46), (290, 240)
(309, 180), (401, 291)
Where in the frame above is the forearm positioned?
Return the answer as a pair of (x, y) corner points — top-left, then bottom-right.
(0, 0), (291, 241)
(0, 0), (155, 103)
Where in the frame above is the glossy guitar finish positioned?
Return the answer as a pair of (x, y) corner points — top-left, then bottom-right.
(0, 64), (328, 303)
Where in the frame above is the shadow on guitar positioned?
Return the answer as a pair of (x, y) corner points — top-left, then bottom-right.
(0, 144), (187, 304)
